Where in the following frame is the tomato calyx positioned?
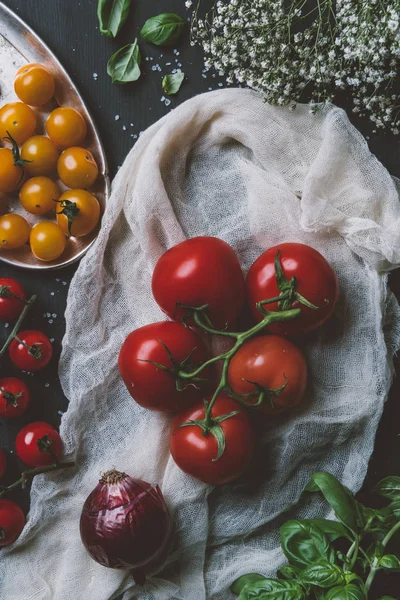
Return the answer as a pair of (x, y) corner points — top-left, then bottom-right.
(0, 285), (27, 304)
(227, 377), (288, 409)
(14, 336), (43, 361)
(3, 131), (32, 179)
(0, 387), (22, 408)
(257, 251), (319, 316)
(55, 199), (80, 236)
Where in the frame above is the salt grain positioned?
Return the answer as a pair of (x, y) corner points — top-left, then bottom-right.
(115, 115), (120, 121)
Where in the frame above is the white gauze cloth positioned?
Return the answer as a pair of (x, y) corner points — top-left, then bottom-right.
(2, 89), (400, 600)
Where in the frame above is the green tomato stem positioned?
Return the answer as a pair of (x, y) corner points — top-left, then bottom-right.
(365, 520), (400, 591)
(0, 461), (75, 498)
(0, 295), (37, 358)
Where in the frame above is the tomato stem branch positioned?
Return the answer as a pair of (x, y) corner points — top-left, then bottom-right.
(0, 295), (37, 358)
(0, 461), (75, 498)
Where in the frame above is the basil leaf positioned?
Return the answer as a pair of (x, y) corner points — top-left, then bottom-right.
(378, 554), (400, 571)
(305, 472), (361, 532)
(299, 561), (346, 588)
(238, 579), (306, 600)
(277, 565), (302, 580)
(324, 584), (367, 600)
(231, 574), (266, 595)
(107, 40), (141, 84)
(280, 520), (335, 569)
(300, 519), (352, 541)
(162, 72), (185, 95)
(373, 476), (400, 501)
(388, 500), (400, 519)
(366, 541), (384, 561)
(97, 0), (132, 38)
(141, 13), (186, 46)
(378, 597), (397, 599)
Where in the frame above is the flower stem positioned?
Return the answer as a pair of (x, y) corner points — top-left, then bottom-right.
(0, 295), (37, 358)
(365, 520), (400, 591)
(0, 461), (75, 498)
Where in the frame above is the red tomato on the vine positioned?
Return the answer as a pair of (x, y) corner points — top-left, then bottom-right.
(0, 499), (25, 547)
(0, 449), (7, 480)
(170, 395), (255, 484)
(0, 278), (26, 321)
(0, 377), (31, 418)
(152, 237), (246, 330)
(15, 421), (62, 468)
(247, 243), (339, 336)
(119, 321), (212, 412)
(227, 335), (307, 416)
(9, 330), (53, 372)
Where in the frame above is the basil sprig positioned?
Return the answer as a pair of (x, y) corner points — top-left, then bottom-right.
(107, 40), (141, 84)
(232, 471), (400, 599)
(141, 13), (186, 47)
(97, 0), (132, 38)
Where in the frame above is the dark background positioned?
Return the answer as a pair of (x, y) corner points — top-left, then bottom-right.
(0, 0), (399, 597)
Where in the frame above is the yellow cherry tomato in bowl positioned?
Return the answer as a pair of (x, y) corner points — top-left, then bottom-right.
(20, 177), (61, 216)
(57, 147), (98, 189)
(21, 136), (59, 177)
(56, 189), (100, 237)
(0, 214), (30, 250)
(46, 107), (87, 149)
(0, 148), (25, 193)
(14, 63), (55, 107)
(0, 102), (36, 145)
(30, 222), (66, 262)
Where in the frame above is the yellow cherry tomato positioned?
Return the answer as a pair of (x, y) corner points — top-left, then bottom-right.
(21, 136), (59, 177)
(19, 177), (61, 216)
(14, 63), (55, 107)
(0, 148), (25, 193)
(0, 214), (30, 250)
(0, 102), (36, 145)
(30, 222), (66, 262)
(57, 147), (98, 189)
(46, 107), (87, 149)
(56, 189), (100, 237)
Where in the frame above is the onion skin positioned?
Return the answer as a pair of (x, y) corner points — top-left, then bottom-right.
(80, 470), (172, 585)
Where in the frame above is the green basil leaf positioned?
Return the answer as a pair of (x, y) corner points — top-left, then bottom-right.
(299, 561), (346, 588)
(301, 519), (352, 541)
(141, 13), (186, 46)
(97, 0), (132, 38)
(280, 520), (335, 569)
(378, 554), (400, 571)
(231, 574), (266, 595)
(305, 472), (361, 532)
(324, 584), (367, 600)
(237, 579), (306, 600)
(277, 565), (302, 580)
(378, 597), (397, 599)
(388, 500), (400, 519)
(373, 477), (400, 501)
(162, 72), (185, 95)
(366, 541), (384, 561)
(107, 40), (141, 84)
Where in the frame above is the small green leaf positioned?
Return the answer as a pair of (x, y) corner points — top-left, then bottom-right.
(280, 520), (335, 569)
(305, 473), (361, 532)
(107, 40), (141, 84)
(324, 584), (367, 600)
(373, 477), (400, 501)
(231, 574), (265, 595)
(299, 561), (346, 588)
(97, 0), (132, 38)
(162, 72), (185, 95)
(366, 541), (384, 562)
(277, 565), (302, 580)
(141, 13), (186, 46)
(388, 500), (400, 519)
(237, 578), (306, 600)
(300, 519), (352, 541)
(209, 423), (226, 461)
(378, 554), (400, 571)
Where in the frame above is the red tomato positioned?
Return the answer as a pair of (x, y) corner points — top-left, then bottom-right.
(247, 243), (339, 336)
(227, 335), (307, 416)
(0, 377), (31, 418)
(0, 449), (6, 479)
(9, 330), (53, 372)
(119, 321), (212, 412)
(170, 395), (255, 484)
(152, 237), (246, 330)
(0, 278), (26, 321)
(0, 499), (25, 546)
(15, 421), (62, 468)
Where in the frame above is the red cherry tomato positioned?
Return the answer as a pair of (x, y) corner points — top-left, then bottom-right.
(152, 236), (246, 330)
(9, 330), (53, 372)
(119, 321), (212, 412)
(15, 421), (62, 468)
(227, 335), (307, 416)
(247, 243), (339, 336)
(0, 278), (26, 321)
(0, 377), (31, 418)
(0, 499), (25, 546)
(170, 395), (255, 484)
(0, 449), (6, 479)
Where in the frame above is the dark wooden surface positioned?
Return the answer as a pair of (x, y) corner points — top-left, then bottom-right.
(0, 1), (400, 597)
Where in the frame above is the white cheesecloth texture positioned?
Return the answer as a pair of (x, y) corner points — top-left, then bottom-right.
(2, 89), (400, 600)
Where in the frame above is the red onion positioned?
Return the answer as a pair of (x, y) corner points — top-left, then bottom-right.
(80, 469), (172, 585)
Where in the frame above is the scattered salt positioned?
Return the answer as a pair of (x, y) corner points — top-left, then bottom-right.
(122, 125), (127, 131)
(115, 115), (120, 121)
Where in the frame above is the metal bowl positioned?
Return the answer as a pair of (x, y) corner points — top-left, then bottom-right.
(0, 1), (110, 270)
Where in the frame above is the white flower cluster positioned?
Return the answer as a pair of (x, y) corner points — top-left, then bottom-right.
(190, 0), (400, 134)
